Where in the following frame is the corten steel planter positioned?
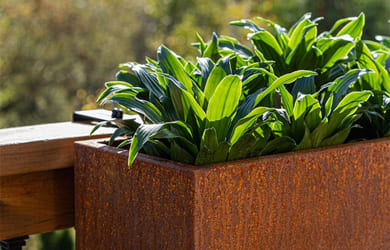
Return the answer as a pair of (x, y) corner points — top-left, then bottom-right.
(74, 137), (390, 249)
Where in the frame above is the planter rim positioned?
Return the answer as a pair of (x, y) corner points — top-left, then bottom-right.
(74, 136), (390, 171)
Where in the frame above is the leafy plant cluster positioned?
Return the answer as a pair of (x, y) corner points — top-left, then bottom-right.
(94, 13), (390, 166)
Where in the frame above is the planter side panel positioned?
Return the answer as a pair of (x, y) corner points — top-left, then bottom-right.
(75, 143), (196, 249)
(194, 139), (390, 249)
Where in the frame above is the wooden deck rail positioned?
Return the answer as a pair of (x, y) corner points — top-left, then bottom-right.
(0, 121), (114, 240)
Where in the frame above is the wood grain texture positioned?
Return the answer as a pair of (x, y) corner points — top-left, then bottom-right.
(0, 168), (74, 239)
(0, 122), (113, 176)
(75, 137), (390, 249)
(0, 121), (114, 239)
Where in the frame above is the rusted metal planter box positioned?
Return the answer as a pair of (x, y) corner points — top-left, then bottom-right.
(74, 137), (390, 249)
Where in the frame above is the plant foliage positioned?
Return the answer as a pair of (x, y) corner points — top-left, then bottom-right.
(94, 13), (388, 167)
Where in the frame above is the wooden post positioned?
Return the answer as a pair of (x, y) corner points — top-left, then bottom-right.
(0, 121), (113, 240)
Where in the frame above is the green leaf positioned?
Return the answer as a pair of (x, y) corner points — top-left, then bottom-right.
(259, 136), (296, 156)
(204, 65), (227, 102)
(320, 127), (351, 147)
(216, 55), (232, 75)
(293, 94), (319, 121)
(105, 93), (164, 123)
(229, 107), (273, 145)
(292, 93), (321, 134)
(299, 45), (322, 69)
(181, 88), (207, 122)
(117, 139), (132, 149)
(230, 19), (263, 32)
(200, 127), (219, 151)
(191, 78), (207, 109)
(197, 57), (215, 89)
(213, 142), (230, 163)
(157, 45), (193, 93)
(154, 130), (197, 155)
(329, 17), (358, 35)
(251, 125), (272, 154)
(317, 35), (355, 71)
(203, 32), (220, 61)
(115, 118), (142, 131)
(97, 84), (141, 103)
(329, 69), (372, 110)
(255, 16), (288, 49)
(132, 65), (166, 99)
(145, 57), (159, 67)
(185, 61), (197, 73)
(324, 94), (334, 118)
(356, 40), (390, 92)
(206, 75), (242, 141)
(195, 129), (230, 165)
(250, 30), (285, 75)
(128, 121), (192, 166)
(195, 146), (213, 165)
(279, 85), (293, 117)
(194, 32), (206, 55)
(218, 36), (254, 59)
(162, 74), (206, 124)
(336, 13), (365, 40)
(109, 127), (129, 146)
(296, 124), (312, 150)
(303, 99), (322, 131)
(233, 88), (267, 128)
(116, 71), (141, 86)
(233, 70), (316, 128)
(311, 122), (330, 148)
(143, 140), (170, 159)
(289, 13), (312, 36)
(90, 119), (115, 136)
(328, 91), (372, 135)
(170, 141), (195, 164)
(128, 124), (166, 166)
(285, 24), (317, 68)
(228, 133), (257, 161)
(291, 76), (316, 99)
(254, 70), (317, 107)
(105, 81), (133, 88)
(287, 18), (313, 51)
(376, 35), (390, 48)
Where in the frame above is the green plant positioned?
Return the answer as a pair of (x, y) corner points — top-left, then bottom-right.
(231, 13), (365, 85)
(276, 69), (372, 149)
(230, 12), (390, 142)
(348, 36), (390, 139)
(94, 13), (383, 167)
(95, 44), (315, 166)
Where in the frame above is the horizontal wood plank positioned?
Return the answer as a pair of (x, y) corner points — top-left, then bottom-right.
(0, 119), (115, 239)
(0, 168), (74, 239)
(0, 122), (113, 177)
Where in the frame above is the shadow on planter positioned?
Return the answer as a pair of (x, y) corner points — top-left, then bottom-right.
(74, 137), (390, 249)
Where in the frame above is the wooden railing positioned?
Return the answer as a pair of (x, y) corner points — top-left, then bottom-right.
(0, 119), (114, 242)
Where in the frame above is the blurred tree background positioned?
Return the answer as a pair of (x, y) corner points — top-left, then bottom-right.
(0, 0), (389, 248)
(1, 0), (389, 129)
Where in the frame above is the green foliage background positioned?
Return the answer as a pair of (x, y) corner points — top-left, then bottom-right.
(1, 0), (389, 128)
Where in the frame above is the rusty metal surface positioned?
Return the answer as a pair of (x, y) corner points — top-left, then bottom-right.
(74, 142), (197, 249)
(75, 138), (390, 249)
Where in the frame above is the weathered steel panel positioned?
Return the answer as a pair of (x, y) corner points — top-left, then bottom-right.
(74, 143), (197, 249)
(75, 138), (390, 249)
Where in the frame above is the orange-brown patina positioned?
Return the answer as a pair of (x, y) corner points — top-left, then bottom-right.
(74, 137), (390, 249)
